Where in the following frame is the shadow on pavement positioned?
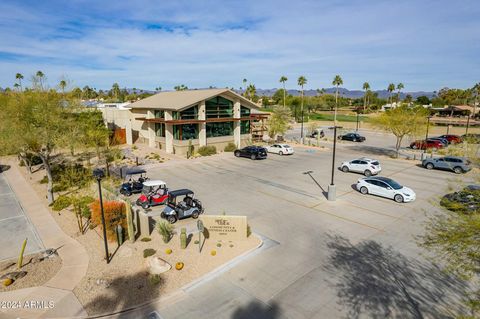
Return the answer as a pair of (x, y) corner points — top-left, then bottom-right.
(231, 300), (281, 319)
(324, 234), (468, 319)
(0, 164), (11, 173)
(346, 145), (398, 158)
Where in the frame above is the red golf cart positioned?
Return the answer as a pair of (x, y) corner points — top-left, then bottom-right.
(136, 180), (168, 209)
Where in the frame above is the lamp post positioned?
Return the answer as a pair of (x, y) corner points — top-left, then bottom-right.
(423, 115), (432, 158)
(356, 109), (360, 132)
(93, 168), (110, 264)
(328, 126), (342, 201)
(300, 106), (304, 144)
(465, 113), (471, 135)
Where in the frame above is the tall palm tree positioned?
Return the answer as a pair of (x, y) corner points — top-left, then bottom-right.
(36, 71), (45, 90)
(13, 83), (20, 91)
(298, 76), (307, 141)
(387, 83), (395, 105)
(279, 76), (288, 108)
(15, 73), (23, 91)
(59, 80), (67, 95)
(396, 83), (404, 103)
(362, 82), (370, 111)
(242, 78), (247, 96)
(332, 75), (343, 124)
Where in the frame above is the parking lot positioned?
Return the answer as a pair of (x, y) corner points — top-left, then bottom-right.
(137, 144), (474, 319)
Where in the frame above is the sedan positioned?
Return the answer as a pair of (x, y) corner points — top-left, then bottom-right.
(410, 139), (444, 150)
(340, 158), (381, 176)
(437, 134), (462, 144)
(338, 133), (366, 142)
(265, 144), (294, 155)
(427, 137), (449, 147)
(356, 176), (416, 203)
(234, 146), (267, 160)
(422, 156), (471, 174)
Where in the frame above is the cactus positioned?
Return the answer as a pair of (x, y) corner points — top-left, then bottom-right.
(125, 200), (135, 243)
(180, 228), (187, 249)
(17, 238), (27, 269)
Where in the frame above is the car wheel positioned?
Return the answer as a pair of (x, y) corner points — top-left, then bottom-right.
(412, 144), (417, 149)
(360, 186), (368, 195)
(279, 151), (283, 155)
(394, 194), (404, 203)
(426, 163), (434, 170)
(167, 215), (177, 224)
(341, 166), (349, 173)
(192, 211), (199, 219)
(251, 154), (256, 160)
(234, 151), (240, 157)
(353, 139), (357, 142)
(453, 166), (463, 174)
(364, 170), (372, 177)
(141, 202), (150, 209)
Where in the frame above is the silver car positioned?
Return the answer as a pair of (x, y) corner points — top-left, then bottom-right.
(422, 156), (471, 174)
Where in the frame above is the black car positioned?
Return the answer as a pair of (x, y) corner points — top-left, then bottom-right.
(338, 133), (366, 142)
(440, 185), (480, 213)
(234, 146), (268, 160)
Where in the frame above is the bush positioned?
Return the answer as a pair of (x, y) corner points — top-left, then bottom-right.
(140, 237), (151, 242)
(197, 146), (217, 156)
(224, 143), (236, 152)
(247, 224), (252, 237)
(149, 274), (161, 285)
(72, 196), (94, 219)
(52, 196), (72, 211)
(90, 200), (126, 241)
(143, 248), (156, 258)
(39, 176), (48, 184)
(157, 221), (174, 243)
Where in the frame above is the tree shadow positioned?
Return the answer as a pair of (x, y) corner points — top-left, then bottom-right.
(324, 234), (468, 319)
(346, 145), (399, 158)
(0, 164), (11, 173)
(231, 300), (282, 319)
(78, 270), (162, 317)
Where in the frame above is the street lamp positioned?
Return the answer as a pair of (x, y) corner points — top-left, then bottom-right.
(93, 168), (110, 264)
(328, 126), (342, 201)
(356, 109), (360, 132)
(425, 115), (432, 141)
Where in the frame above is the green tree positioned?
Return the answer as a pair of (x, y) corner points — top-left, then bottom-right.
(297, 76), (307, 140)
(242, 78), (247, 94)
(362, 82), (370, 111)
(396, 83), (404, 102)
(59, 80), (67, 95)
(332, 75), (343, 124)
(279, 76), (288, 108)
(267, 106), (292, 138)
(387, 83), (396, 105)
(111, 83), (121, 100)
(15, 73), (24, 91)
(416, 96), (431, 105)
(174, 84), (188, 91)
(372, 106), (429, 157)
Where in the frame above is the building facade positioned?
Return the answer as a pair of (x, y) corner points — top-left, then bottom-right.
(125, 89), (267, 155)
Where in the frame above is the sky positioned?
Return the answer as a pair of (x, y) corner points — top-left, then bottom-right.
(0, 0), (479, 92)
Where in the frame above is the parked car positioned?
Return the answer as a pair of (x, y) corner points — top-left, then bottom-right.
(234, 146), (267, 160)
(437, 134), (462, 144)
(119, 168), (148, 196)
(136, 180), (169, 209)
(309, 129), (325, 138)
(161, 189), (204, 224)
(410, 139), (444, 150)
(340, 158), (381, 176)
(422, 156), (472, 174)
(338, 133), (366, 142)
(356, 176), (416, 203)
(427, 137), (449, 147)
(440, 185), (480, 213)
(265, 144), (294, 155)
(462, 133), (480, 144)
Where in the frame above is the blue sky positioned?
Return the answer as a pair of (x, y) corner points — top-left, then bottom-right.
(0, 0), (479, 91)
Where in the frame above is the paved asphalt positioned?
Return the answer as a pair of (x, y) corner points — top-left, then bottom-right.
(0, 171), (43, 261)
(112, 143), (475, 319)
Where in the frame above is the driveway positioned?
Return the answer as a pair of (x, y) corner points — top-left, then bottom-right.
(0, 171), (43, 261)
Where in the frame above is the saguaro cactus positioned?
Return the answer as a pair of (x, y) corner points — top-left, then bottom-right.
(18, 238), (27, 269)
(180, 228), (187, 249)
(125, 200), (135, 243)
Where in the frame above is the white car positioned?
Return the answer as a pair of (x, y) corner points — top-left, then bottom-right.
(340, 158), (381, 176)
(356, 176), (416, 203)
(265, 144), (294, 155)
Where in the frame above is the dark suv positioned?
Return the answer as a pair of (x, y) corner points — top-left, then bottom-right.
(234, 146), (267, 160)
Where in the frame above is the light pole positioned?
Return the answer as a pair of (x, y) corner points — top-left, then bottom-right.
(465, 113), (471, 135)
(93, 168), (110, 264)
(328, 126), (342, 201)
(423, 115), (432, 157)
(356, 109), (360, 132)
(300, 105), (305, 143)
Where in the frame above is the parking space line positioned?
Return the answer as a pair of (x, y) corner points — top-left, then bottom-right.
(340, 200), (402, 219)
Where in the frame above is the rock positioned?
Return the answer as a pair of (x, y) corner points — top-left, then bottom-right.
(145, 256), (171, 275)
(2, 278), (13, 286)
(0, 271), (27, 281)
(95, 278), (110, 288)
(42, 248), (59, 259)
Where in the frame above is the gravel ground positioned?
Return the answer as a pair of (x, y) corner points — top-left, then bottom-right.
(0, 252), (62, 292)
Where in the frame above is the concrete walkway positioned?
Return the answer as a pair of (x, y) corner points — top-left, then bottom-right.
(0, 163), (89, 319)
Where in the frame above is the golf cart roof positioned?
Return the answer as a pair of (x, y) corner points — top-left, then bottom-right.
(125, 168), (147, 175)
(169, 189), (194, 197)
(143, 180), (167, 187)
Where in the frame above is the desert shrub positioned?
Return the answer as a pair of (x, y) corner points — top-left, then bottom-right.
(194, 240), (199, 244)
(19, 160), (25, 167)
(157, 221), (174, 243)
(90, 200), (126, 241)
(149, 274), (161, 285)
(39, 176), (48, 184)
(217, 243), (222, 247)
(52, 184), (68, 192)
(143, 248), (156, 258)
(224, 143), (236, 152)
(247, 224), (252, 237)
(140, 237), (151, 242)
(52, 195), (72, 211)
(75, 196), (94, 219)
(197, 145), (217, 156)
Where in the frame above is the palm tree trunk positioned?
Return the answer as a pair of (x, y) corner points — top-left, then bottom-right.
(334, 86), (339, 124)
(283, 83), (286, 108)
(363, 91), (367, 112)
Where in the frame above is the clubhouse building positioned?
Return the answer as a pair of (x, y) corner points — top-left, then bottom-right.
(124, 89), (268, 155)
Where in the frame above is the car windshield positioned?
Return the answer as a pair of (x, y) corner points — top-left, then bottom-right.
(385, 179), (403, 190)
(282, 145), (291, 148)
(371, 161), (379, 166)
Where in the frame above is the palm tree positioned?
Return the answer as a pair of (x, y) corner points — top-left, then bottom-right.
(298, 76), (307, 141)
(362, 82), (370, 111)
(279, 76), (288, 108)
(35, 71), (45, 90)
(332, 75), (343, 124)
(387, 83), (395, 105)
(111, 83), (121, 100)
(15, 73), (23, 91)
(59, 80), (67, 95)
(396, 83), (404, 103)
(242, 78), (247, 96)
(246, 84), (256, 101)
(13, 83), (20, 91)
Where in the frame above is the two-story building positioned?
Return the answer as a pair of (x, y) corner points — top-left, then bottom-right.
(125, 88), (267, 155)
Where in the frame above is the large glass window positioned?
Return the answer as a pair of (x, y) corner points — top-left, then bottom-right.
(180, 105), (198, 120)
(241, 120), (250, 134)
(206, 122), (233, 137)
(155, 123), (165, 137)
(241, 106), (251, 117)
(173, 124), (198, 140)
(172, 111), (180, 120)
(154, 110), (165, 118)
(206, 96), (233, 118)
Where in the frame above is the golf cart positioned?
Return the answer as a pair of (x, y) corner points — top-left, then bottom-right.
(136, 180), (169, 209)
(161, 189), (204, 224)
(119, 168), (148, 196)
